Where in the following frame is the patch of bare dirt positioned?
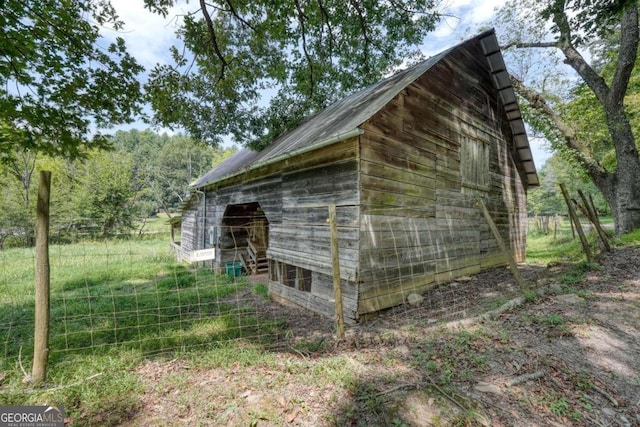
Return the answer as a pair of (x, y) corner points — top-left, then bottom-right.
(125, 247), (640, 426)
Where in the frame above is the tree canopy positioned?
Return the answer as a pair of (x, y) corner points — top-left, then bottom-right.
(496, 0), (640, 234)
(0, 130), (235, 247)
(0, 0), (144, 161)
(144, 0), (441, 150)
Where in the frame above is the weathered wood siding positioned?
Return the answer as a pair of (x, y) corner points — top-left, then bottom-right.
(194, 139), (362, 321)
(267, 139), (361, 321)
(180, 198), (201, 253)
(357, 44), (527, 317)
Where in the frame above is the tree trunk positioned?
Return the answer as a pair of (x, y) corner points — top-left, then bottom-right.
(582, 157), (640, 235)
(604, 106), (640, 234)
(610, 168), (640, 235)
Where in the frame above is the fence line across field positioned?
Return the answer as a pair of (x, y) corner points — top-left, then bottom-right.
(1, 210), (597, 372)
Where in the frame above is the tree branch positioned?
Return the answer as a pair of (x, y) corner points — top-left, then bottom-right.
(199, 0), (228, 81)
(316, 0), (334, 61)
(503, 41), (559, 49)
(550, 4), (610, 105)
(609, 3), (639, 108)
(510, 74), (609, 182)
(349, 0), (371, 68)
(223, 0), (256, 31)
(293, 0), (315, 97)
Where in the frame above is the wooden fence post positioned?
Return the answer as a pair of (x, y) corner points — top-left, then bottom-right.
(33, 171), (51, 384)
(559, 183), (592, 262)
(577, 190), (611, 252)
(477, 198), (526, 290)
(328, 205), (345, 340)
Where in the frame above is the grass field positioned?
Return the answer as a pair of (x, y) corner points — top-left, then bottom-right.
(0, 220), (637, 425)
(525, 216), (623, 265)
(0, 234), (282, 423)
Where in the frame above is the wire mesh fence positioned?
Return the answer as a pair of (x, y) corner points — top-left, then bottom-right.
(0, 235), (285, 371)
(0, 218), (578, 372)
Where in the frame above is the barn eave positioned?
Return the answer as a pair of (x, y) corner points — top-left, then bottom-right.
(479, 32), (539, 187)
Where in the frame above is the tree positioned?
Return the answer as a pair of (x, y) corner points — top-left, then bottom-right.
(144, 0), (441, 150)
(0, 165), (34, 248)
(496, 0), (640, 234)
(110, 129), (237, 218)
(528, 154), (609, 216)
(149, 135), (227, 217)
(0, 0), (144, 160)
(72, 150), (137, 235)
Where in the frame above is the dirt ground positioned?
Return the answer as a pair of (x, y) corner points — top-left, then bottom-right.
(128, 246), (640, 426)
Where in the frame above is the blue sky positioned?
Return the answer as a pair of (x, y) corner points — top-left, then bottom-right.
(108, 0), (551, 168)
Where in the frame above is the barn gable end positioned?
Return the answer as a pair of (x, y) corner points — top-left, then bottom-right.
(177, 29), (537, 322)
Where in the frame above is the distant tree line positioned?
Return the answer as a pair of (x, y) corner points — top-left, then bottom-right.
(0, 129), (236, 248)
(527, 154), (609, 217)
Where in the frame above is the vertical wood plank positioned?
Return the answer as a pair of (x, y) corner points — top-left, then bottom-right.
(33, 171), (51, 383)
(328, 205), (345, 339)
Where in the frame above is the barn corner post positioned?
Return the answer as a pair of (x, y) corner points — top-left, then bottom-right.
(328, 205), (345, 340)
(33, 170), (52, 384)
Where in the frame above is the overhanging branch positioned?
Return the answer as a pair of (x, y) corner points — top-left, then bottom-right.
(199, 0), (229, 81)
(609, 3), (639, 107)
(510, 74), (609, 182)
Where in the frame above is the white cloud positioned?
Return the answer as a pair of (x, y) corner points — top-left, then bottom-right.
(104, 0), (184, 69)
(424, 0), (505, 53)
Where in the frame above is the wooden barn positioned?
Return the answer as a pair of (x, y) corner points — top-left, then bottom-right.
(175, 29), (539, 322)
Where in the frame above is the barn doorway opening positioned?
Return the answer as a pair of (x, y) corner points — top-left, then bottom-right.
(220, 202), (269, 275)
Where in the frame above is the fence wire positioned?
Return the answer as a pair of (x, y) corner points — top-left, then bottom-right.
(1, 218), (584, 371)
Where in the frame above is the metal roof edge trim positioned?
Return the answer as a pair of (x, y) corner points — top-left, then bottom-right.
(479, 31), (539, 187)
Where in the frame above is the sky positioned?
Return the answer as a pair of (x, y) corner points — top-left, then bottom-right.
(107, 0), (551, 168)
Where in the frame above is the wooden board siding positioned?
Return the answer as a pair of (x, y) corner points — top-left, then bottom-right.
(180, 200), (201, 252)
(269, 276), (359, 323)
(195, 138), (363, 320)
(267, 150), (361, 320)
(356, 44), (527, 318)
(268, 158), (360, 281)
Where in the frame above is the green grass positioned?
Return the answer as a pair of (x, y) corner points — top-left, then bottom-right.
(526, 229), (598, 266)
(526, 217), (617, 265)
(135, 214), (174, 234)
(618, 227), (640, 244)
(0, 235), (285, 425)
(1, 236), (284, 363)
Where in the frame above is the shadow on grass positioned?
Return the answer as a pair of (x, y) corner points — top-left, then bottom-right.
(0, 264), (284, 370)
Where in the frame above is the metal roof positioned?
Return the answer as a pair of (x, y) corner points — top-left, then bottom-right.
(478, 32), (539, 186)
(190, 147), (259, 187)
(192, 29), (538, 189)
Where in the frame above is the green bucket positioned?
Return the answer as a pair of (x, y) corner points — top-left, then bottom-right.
(225, 262), (243, 278)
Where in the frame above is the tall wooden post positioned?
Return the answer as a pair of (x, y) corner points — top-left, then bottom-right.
(559, 183), (592, 262)
(328, 205), (345, 340)
(577, 190), (611, 252)
(33, 171), (51, 384)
